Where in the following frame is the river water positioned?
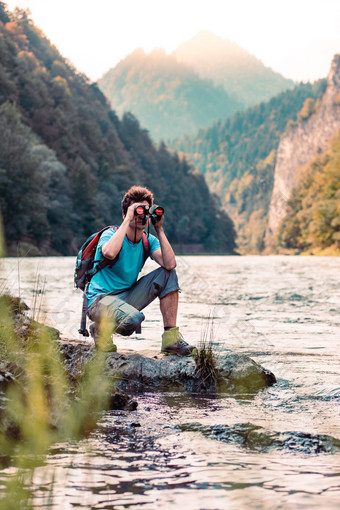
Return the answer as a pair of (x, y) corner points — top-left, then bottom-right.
(0, 255), (340, 509)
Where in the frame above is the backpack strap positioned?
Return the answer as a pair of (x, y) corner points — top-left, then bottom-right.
(141, 232), (151, 267)
(79, 284), (90, 336)
(81, 225), (115, 261)
(89, 226), (120, 277)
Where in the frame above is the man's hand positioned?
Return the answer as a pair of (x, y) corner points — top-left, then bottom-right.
(125, 202), (140, 223)
(153, 213), (164, 232)
(151, 211), (176, 270)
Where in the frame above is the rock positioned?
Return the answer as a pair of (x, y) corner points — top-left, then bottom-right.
(104, 348), (276, 394)
(59, 341), (276, 394)
(178, 422), (340, 454)
(218, 353), (276, 393)
(0, 363), (17, 391)
(58, 340), (93, 382)
(0, 295), (29, 316)
(109, 388), (138, 411)
(266, 54), (340, 245)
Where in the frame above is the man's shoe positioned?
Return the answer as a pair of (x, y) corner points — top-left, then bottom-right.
(161, 327), (197, 357)
(89, 323), (117, 353)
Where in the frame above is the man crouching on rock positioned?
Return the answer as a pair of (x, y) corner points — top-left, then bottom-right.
(86, 185), (197, 356)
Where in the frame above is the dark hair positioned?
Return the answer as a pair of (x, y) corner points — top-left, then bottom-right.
(121, 186), (154, 215)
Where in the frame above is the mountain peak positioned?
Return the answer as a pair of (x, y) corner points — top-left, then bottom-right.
(173, 31), (252, 67)
(173, 31), (295, 106)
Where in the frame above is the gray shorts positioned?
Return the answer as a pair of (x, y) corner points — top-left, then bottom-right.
(87, 267), (179, 336)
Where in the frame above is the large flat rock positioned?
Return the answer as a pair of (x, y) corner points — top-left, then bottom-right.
(60, 342), (276, 394)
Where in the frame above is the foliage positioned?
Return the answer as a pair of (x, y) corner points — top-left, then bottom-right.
(0, 2), (10, 23)
(0, 7), (237, 255)
(278, 131), (340, 252)
(194, 317), (219, 390)
(0, 101), (49, 246)
(0, 287), (114, 507)
(173, 80), (327, 252)
(98, 48), (243, 142)
(334, 91), (340, 106)
(297, 97), (316, 121)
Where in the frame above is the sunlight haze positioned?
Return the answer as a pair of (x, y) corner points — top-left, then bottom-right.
(4, 0), (340, 82)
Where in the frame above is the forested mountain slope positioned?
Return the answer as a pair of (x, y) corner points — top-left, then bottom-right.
(98, 48), (242, 142)
(0, 3), (237, 256)
(173, 81), (326, 252)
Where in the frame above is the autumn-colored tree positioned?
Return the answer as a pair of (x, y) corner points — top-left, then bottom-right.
(279, 131), (340, 252)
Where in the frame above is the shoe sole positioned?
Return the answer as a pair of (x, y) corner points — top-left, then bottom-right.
(161, 350), (197, 357)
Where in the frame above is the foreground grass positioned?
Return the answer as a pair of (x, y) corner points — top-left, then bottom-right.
(0, 294), (115, 508)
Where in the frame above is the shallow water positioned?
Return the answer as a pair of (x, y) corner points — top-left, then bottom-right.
(1, 255), (340, 509)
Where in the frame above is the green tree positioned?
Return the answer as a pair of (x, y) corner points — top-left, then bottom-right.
(0, 101), (49, 248)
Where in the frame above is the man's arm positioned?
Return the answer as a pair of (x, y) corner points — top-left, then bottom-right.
(152, 218), (176, 270)
(101, 203), (135, 259)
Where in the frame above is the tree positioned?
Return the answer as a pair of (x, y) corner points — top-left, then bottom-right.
(0, 101), (49, 247)
(0, 2), (10, 23)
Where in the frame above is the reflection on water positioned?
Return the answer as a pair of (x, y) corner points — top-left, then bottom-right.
(0, 256), (340, 508)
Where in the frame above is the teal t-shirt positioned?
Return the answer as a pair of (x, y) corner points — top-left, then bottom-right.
(86, 228), (160, 306)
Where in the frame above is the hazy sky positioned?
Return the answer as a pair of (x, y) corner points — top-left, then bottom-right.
(5, 0), (340, 82)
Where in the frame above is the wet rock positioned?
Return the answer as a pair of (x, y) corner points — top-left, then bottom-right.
(109, 388), (138, 411)
(58, 340), (93, 382)
(0, 362), (17, 391)
(178, 422), (340, 454)
(104, 349), (276, 394)
(0, 362), (24, 445)
(218, 353), (276, 393)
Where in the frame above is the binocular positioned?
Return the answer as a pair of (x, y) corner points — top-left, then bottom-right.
(134, 204), (164, 224)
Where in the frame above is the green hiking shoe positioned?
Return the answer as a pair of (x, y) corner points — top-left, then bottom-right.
(89, 323), (117, 353)
(161, 327), (198, 357)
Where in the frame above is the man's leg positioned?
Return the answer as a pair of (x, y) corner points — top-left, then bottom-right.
(90, 295), (145, 336)
(160, 290), (178, 327)
(87, 297), (119, 352)
(123, 267), (180, 312)
(125, 268), (197, 356)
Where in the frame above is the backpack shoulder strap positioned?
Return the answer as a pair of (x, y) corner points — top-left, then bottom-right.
(141, 232), (151, 266)
(92, 225), (120, 273)
(82, 225), (114, 260)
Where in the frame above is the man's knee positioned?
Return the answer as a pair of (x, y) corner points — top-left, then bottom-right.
(156, 268), (179, 299)
(108, 301), (145, 336)
(91, 297), (145, 336)
(115, 308), (145, 336)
